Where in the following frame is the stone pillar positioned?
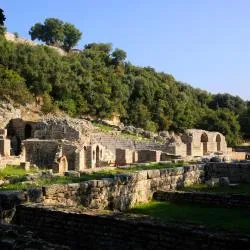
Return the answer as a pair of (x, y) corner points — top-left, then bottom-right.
(0, 129), (11, 156)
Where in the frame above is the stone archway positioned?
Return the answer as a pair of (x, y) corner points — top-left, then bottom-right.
(216, 134), (221, 151)
(53, 155), (68, 174)
(201, 133), (208, 155)
(24, 124), (32, 139)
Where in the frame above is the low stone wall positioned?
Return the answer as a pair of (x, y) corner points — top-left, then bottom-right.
(42, 165), (204, 211)
(0, 191), (26, 223)
(15, 204), (250, 250)
(154, 190), (250, 208)
(205, 162), (250, 182)
(0, 223), (70, 249)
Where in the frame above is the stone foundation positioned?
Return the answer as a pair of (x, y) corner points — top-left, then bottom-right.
(14, 204), (250, 250)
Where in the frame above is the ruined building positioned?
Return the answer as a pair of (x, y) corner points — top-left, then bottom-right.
(0, 116), (229, 173)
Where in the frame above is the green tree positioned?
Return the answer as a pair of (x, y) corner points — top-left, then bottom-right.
(62, 23), (82, 52)
(0, 66), (32, 104)
(29, 18), (64, 46)
(0, 8), (6, 35)
(112, 48), (127, 65)
(198, 108), (241, 146)
(29, 18), (81, 50)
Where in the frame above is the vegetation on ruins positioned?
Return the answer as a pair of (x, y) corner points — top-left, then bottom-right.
(0, 163), (184, 190)
(0, 10), (249, 145)
(129, 200), (250, 232)
(29, 18), (82, 51)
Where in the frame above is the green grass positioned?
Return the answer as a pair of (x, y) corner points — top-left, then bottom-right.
(129, 200), (250, 233)
(0, 162), (186, 190)
(0, 165), (37, 179)
(92, 122), (115, 132)
(180, 183), (250, 195)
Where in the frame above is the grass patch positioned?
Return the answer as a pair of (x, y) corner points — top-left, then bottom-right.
(0, 162), (187, 190)
(92, 122), (115, 132)
(129, 200), (250, 233)
(0, 165), (37, 179)
(180, 183), (250, 195)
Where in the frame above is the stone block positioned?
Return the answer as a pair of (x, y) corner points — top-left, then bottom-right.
(27, 188), (44, 202)
(64, 171), (80, 178)
(147, 169), (160, 179)
(20, 162), (30, 171)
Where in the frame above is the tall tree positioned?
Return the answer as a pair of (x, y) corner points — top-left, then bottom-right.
(0, 8), (6, 34)
(62, 23), (82, 52)
(29, 18), (81, 50)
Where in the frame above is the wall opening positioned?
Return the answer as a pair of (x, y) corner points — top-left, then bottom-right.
(186, 143), (192, 156)
(24, 124), (32, 139)
(84, 146), (89, 168)
(96, 146), (100, 167)
(6, 120), (22, 155)
(201, 133), (208, 155)
(216, 134), (221, 151)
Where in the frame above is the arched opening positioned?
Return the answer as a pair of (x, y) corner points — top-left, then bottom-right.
(24, 124), (32, 139)
(201, 133), (208, 155)
(10, 135), (21, 156)
(186, 143), (192, 156)
(84, 146), (89, 168)
(60, 157), (68, 173)
(96, 146), (100, 167)
(216, 134), (221, 151)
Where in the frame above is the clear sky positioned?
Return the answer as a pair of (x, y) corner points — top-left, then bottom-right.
(1, 0), (250, 100)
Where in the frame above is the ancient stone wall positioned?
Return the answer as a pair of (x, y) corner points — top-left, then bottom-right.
(24, 140), (59, 168)
(115, 148), (135, 165)
(205, 162), (250, 182)
(15, 204), (250, 250)
(42, 165), (205, 211)
(154, 190), (250, 208)
(137, 150), (161, 163)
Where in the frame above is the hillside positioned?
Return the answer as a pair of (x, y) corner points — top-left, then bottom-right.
(0, 34), (249, 146)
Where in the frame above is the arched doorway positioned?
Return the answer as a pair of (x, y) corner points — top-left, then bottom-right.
(186, 143), (192, 156)
(201, 133), (208, 155)
(11, 135), (21, 156)
(96, 146), (100, 167)
(216, 134), (221, 151)
(24, 124), (32, 139)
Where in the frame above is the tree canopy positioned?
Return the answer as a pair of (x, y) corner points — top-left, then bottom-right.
(0, 8), (6, 34)
(0, 32), (249, 146)
(29, 18), (82, 51)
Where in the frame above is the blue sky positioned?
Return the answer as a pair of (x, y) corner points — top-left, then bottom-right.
(1, 0), (250, 100)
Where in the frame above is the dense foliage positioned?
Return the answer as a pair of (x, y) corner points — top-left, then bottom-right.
(0, 8), (5, 34)
(29, 18), (82, 51)
(0, 35), (248, 145)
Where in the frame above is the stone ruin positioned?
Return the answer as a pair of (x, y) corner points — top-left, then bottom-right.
(0, 117), (231, 174)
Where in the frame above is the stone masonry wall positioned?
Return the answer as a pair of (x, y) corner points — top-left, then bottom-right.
(205, 162), (250, 182)
(42, 165), (205, 211)
(15, 204), (250, 250)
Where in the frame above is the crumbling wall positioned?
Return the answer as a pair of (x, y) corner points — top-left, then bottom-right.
(24, 140), (59, 168)
(42, 165), (205, 211)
